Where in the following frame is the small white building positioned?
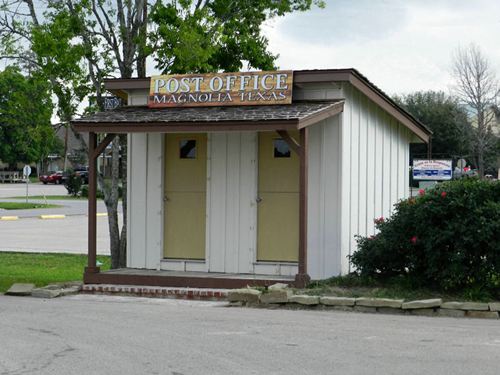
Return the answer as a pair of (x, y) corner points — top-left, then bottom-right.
(73, 69), (430, 288)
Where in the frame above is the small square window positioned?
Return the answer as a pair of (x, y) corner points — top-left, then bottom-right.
(273, 139), (291, 158)
(180, 139), (197, 159)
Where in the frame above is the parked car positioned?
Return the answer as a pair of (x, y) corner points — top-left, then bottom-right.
(39, 171), (66, 184)
(74, 168), (89, 184)
(453, 168), (478, 179)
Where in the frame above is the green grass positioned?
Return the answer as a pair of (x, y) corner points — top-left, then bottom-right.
(0, 252), (110, 293)
(299, 274), (495, 302)
(9, 195), (88, 200)
(0, 202), (62, 210)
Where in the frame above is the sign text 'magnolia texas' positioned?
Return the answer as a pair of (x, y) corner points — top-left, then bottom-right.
(148, 71), (293, 108)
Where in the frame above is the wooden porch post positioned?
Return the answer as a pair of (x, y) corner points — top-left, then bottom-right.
(86, 132), (99, 274)
(295, 127), (311, 287)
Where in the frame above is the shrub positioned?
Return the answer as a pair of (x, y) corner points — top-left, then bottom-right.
(63, 169), (82, 197)
(80, 185), (104, 199)
(350, 179), (500, 296)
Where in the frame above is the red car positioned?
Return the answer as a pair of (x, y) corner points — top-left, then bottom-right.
(39, 171), (66, 184)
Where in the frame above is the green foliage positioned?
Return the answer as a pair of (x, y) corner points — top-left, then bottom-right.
(151, 0), (324, 74)
(350, 179), (500, 298)
(394, 91), (472, 160)
(0, 67), (55, 167)
(64, 169), (83, 197)
(0, 202), (60, 210)
(29, 7), (92, 121)
(80, 184), (105, 199)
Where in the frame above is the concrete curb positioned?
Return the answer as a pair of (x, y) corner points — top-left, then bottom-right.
(40, 214), (66, 219)
(0, 216), (19, 220)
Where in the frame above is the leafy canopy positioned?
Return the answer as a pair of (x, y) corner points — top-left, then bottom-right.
(394, 91), (472, 160)
(0, 67), (58, 167)
(151, 0), (325, 74)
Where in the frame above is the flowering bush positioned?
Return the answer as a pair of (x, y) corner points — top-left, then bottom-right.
(350, 179), (500, 295)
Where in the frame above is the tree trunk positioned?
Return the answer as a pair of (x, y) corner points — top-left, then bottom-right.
(118, 134), (128, 268)
(103, 136), (122, 269)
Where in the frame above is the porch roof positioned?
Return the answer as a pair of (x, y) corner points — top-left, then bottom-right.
(71, 100), (344, 133)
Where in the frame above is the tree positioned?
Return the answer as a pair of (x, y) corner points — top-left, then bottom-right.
(0, 67), (56, 169)
(452, 43), (500, 177)
(394, 91), (472, 163)
(0, 0), (323, 268)
(151, 0), (324, 74)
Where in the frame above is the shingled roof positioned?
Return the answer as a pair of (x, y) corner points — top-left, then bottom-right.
(100, 68), (431, 142)
(72, 101), (344, 133)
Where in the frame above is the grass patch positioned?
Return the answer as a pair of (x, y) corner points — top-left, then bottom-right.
(0, 252), (110, 293)
(0, 202), (62, 210)
(9, 195), (89, 200)
(299, 274), (495, 302)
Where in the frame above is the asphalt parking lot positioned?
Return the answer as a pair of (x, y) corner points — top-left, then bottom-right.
(0, 183), (114, 254)
(1, 294), (499, 375)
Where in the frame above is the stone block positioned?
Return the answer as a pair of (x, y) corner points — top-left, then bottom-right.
(378, 307), (407, 315)
(438, 308), (465, 318)
(354, 306), (377, 314)
(355, 298), (403, 308)
(465, 311), (499, 319)
(402, 299), (442, 310)
(410, 308), (437, 317)
(31, 288), (61, 299)
(330, 305), (354, 312)
(45, 284), (63, 290)
(288, 295), (319, 305)
(320, 297), (355, 306)
(488, 302), (500, 312)
(267, 283), (289, 291)
(6, 283), (35, 296)
(59, 286), (81, 296)
(441, 302), (489, 311)
(259, 289), (292, 304)
(227, 288), (261, 303)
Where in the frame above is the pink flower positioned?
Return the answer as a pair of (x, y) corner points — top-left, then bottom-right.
(410, 236), (417, 244)
(374, 217), (384, 225)
(418, 189), (425, 196)
(441, 191), (447, 198)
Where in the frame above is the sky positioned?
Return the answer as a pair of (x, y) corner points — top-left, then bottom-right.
(261, 0), (500, 96)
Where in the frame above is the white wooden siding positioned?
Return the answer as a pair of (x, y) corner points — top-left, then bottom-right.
(127, 133), (163, 269)
(206, 132), (257, 273)
(307, 116), (342, 279)
(339, 83), (411, 274)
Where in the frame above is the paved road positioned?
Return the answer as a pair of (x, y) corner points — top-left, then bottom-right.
(0, 183), (122, 255)
(0, 182), (67, 198)
(0, 183), (121, 217)
(0, 215), (112, 254)
(0, 198), (112, 217)
(0, 295), (499, 375)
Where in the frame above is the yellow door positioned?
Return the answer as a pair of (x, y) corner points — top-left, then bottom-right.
(257, 132), (299, 262)
(164, 133), (207, 259)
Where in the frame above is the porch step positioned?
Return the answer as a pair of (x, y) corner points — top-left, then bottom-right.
(82, 284), (229, 301)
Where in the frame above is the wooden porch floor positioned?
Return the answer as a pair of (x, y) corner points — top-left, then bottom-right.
(84, 268), (295, 289)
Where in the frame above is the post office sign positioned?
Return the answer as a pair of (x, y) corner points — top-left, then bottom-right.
(149, 70), (293, 108)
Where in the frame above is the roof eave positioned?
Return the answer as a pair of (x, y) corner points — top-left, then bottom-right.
(102, 69), (431, 142)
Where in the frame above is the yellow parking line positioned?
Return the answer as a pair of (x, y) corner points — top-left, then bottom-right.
(40, 214), (66, 220)
(0, 216), (19, 221)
